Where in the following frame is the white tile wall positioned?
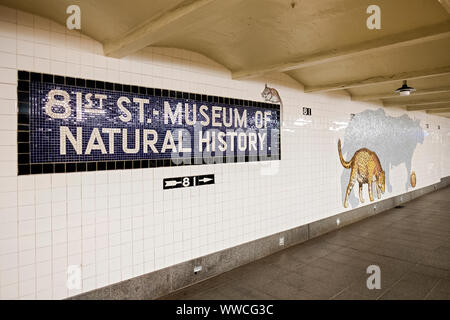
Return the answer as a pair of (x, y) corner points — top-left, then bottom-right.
(0, 5), (449, 299)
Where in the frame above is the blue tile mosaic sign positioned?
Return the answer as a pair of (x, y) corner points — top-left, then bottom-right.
(18, 71), (280, 175)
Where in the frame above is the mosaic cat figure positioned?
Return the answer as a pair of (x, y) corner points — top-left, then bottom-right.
(261, 84), (283, 124)
(338, 139), (385, 208)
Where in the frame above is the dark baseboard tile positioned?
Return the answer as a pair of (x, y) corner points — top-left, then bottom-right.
(68, 176), (450, 300)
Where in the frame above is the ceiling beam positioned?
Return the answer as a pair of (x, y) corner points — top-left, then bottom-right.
(438, 0), (450, 14)
(407, 103), (450, 111)
(103, 0), (216, 58)
(351, 86), (450, 101)
(232, 22), (450, 80)
(304, 66), (450, 93)
(427, 107), (450, 114)
(385, 99), (450, 108)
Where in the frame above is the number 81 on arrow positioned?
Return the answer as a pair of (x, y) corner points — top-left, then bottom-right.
(163, 174), (215, 189)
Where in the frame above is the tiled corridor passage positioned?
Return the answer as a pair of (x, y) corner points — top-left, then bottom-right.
(162, 187), (450, 300)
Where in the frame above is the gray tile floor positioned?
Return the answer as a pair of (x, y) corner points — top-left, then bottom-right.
(161, 187), (450, 300)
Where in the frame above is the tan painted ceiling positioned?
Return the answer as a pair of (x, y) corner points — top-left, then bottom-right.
(0, 0), (188, 43)
(1, 0), (450, 117)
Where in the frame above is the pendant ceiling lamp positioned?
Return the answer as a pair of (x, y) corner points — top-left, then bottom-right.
(395, 80), (416, 96)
